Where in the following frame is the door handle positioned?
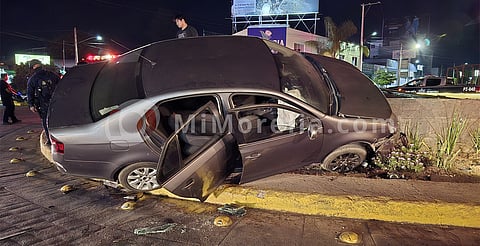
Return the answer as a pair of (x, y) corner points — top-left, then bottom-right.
(184, 178), (195, 189)
(245, 153), (262, 160)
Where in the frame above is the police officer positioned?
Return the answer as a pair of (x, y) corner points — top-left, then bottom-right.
(1, 73), (21, 125)
(27, 59), (60, 145)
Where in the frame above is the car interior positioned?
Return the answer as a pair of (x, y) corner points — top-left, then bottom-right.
(139, 96), (221, 158)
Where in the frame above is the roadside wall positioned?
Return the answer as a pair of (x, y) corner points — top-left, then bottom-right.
(387, 98), (480, 148)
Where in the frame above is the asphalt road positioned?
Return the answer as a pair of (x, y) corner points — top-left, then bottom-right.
(1, 106), (480, 245)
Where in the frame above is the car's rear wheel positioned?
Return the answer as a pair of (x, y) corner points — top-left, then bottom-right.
(321, 144), (367, 173)
(118, 162), (160, 192)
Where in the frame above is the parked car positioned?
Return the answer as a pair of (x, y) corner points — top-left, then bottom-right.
(388, 75), (480, 93)
(48, 36), (398, 201)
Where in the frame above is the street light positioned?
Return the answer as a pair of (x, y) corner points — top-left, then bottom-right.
(74, 27), (102, 64)
(359, 1), (381, 72)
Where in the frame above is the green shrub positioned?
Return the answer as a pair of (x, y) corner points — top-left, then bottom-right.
(433, 113), (467, 170)
(471, 128), (480, 154)
(373, 121), (428, 173)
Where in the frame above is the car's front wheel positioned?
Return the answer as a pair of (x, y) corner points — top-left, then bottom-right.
(321, 144), (367, 173)
(118, 162), (161, 192)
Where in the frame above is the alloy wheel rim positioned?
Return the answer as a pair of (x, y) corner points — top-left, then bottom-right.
(330, 153), (361, 172)
(127, 167), (160, 190)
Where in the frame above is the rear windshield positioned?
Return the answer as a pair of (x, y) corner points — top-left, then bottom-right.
(90, 50), (144, 121)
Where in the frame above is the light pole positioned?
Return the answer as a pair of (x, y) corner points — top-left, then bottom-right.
(73, 27), (102, 65)
(359, 1), (381, 72)
(396, 43), (403, 86)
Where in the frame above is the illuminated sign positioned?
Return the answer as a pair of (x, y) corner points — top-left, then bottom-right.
(14, 54), (51, 65)
(232, 0), (319, 17)
(84, 54), (118, 62)
(247, 26), (287, 46)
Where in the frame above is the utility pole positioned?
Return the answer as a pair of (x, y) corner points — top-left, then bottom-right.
(74, 27), (78, 65)
(359, 1), (381, 72)
(397, 43), (403, 86)
(62, 40), (65, 72)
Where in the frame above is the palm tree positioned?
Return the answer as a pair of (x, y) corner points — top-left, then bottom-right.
(323, 16), (358, 58)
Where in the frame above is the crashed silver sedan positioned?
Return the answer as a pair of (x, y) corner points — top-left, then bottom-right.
(48, 36), (398, 201)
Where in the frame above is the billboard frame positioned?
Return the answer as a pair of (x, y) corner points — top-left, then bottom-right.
(232, 12), (320, 34)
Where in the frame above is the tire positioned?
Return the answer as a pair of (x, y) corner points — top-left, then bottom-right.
(321, 144), (367, 173)
(118, 162), (160, 192)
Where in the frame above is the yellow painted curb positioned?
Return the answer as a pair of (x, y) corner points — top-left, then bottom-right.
(205, 186), (480, 229)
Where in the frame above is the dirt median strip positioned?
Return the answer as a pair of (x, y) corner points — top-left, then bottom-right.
(205, 186), (480, 229)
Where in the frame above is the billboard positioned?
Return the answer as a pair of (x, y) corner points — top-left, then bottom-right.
(232, 0), (319, 17)
(247, 26), (287, 46)
(15, 54), (51, 65)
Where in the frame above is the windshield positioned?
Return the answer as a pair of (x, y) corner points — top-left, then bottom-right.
(263, 40), (330, 113)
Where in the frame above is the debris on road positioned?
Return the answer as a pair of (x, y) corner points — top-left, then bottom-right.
(124, 193), (144, 202)
(134, 223), (177, 235)
(27, 130), (35, 134)
(214, 216), (233, 227)
(217, 204), (246, 217)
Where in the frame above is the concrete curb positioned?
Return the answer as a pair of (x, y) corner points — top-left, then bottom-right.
(39, 133), (480, 229)
(205, 186), (480, 229)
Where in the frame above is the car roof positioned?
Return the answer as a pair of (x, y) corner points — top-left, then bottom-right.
(138, 36), (281, 96)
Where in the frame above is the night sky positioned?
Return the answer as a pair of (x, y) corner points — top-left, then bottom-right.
(0, 0), (478, 68)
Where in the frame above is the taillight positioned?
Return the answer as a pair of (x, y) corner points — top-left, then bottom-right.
(476, 86), (480, 93)
(51, 136), (65, 154)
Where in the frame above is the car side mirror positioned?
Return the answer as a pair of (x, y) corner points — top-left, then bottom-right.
(307, 120), (322, 140)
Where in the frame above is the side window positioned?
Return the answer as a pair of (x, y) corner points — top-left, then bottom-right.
(426, 78), (441, 86)
(407, 79), (421, 87)
(236, 105), (305, 143)
(231, 94), (276, 107)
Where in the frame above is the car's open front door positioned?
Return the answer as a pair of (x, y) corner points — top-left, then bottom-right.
(156, 101), (236, 201)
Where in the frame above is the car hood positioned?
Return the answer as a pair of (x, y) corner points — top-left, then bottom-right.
(305, 54), (393, 119)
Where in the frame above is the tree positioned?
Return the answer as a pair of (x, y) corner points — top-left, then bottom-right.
(323, 16), (358, 58)
(373, 69), (396, 87)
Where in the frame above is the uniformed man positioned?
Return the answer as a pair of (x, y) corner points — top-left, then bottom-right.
(27, 59), (60, 145)
(1, 73), (21, 125)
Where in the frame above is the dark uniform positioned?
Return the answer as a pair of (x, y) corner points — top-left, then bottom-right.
(27, 66), (60, 144)
(1, 74), (20, 124)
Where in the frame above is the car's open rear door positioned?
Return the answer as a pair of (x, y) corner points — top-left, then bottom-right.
(156, 101), (236, 201)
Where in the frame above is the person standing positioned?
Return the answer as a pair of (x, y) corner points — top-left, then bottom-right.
(0, 73), (20, 125)
(174, 14), (198, 38)
(27, 59), (60, 145)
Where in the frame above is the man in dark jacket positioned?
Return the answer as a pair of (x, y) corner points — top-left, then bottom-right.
(1, 73), (20, 125)
(27, 59), (60, 145)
